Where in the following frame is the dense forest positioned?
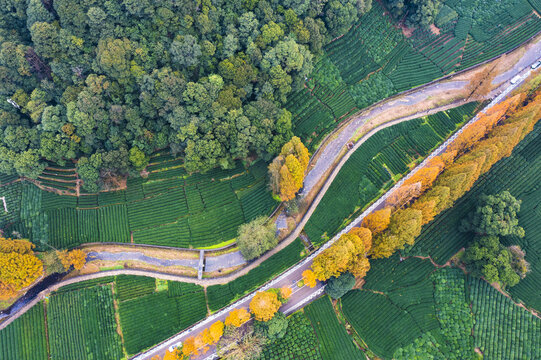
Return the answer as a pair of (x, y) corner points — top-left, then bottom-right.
(0, 0), (439, 191)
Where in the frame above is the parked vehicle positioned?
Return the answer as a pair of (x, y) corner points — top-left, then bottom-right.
(510, 75), (521, 84)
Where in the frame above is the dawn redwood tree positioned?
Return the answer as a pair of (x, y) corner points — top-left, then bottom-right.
(361, 207), (391, 235)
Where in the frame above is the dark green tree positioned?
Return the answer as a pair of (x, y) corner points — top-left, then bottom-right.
(237, 216), (278, 260)
(254, 311), (289, 341)
(462, 236), (527, 288)
(460, 191), (524, 238)
(384, 0), (442, 28)
(325, 271), (355, 299)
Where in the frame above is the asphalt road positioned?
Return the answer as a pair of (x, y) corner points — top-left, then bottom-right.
(303, 39), (541, 195)
(134, 50), (540, 360)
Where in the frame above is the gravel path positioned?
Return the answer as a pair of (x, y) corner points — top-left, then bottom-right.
(205, 251), (247, 272)
(302, 80), (465, 193)
(303, 39), (541, 195)
(87, 252), (200, 268)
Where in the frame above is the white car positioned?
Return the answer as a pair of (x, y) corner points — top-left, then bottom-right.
(510, 75), (521, 85)
(531, 60), (541, 69)
(168, 342), (182, 353)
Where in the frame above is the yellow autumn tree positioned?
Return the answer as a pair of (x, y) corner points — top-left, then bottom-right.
(193, 332), (208, 355)
(225, 308), (250, 327)
(278, 164), (298, 201)
(311, 228), (372, 281)
(249, 290), (282, 321)
(280, 286), (292, 300)
(302, 269), (317, 288)
(361, 207), (392, 235)
(209, 321), (224, 344)
(182, 337), (196, 357)
(0, 237), (34, 254)
(411, 186), (451, 224)
(285, 154), (304, 188)
(371, 209), (423, 259)
(268, 136), (310, 201)
(0, 238), (43, 298)
(57, 249), (87, 270)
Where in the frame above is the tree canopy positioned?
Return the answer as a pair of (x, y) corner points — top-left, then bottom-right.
(0, 0), (371, 190)
(460, 191), (525, 238)
(237, 216), (278, 260)
(250, 290), (282, 322)
(463, 236), (529, 288)
(384, 0), (443, 28)
(0, 237), (43, 299)
(325, 271), (355, 299)
(255, 311), (289, 340)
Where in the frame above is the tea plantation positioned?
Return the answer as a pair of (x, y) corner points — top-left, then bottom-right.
(0, 156), (277, 250)
(289, 0), (541, 148)
(305, 102), (479, 245)
(0, 276), (209, 359)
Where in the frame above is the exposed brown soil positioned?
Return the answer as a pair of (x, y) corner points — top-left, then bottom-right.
(400, 25), (414, 37)
(80, 244), (199, 260)
(430, 24), (441, 35)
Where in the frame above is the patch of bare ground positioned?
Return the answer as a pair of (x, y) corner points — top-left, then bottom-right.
(203, 264), (243, 278)
(80, 244), (199, 260)
(429, 24), (441, 35)
(75, 259), (198, 277)
(353, 277), (365, 290)
(400, 24), (414, 37)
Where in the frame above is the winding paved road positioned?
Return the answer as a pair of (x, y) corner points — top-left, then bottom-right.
(1, 36), (539, 359)
(78, 39), (541, 281)
(133, 46), (541, 360)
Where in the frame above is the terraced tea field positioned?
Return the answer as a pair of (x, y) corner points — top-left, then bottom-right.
(0, 156), (277, 249)
(0, 276), (209, 358)
(304, 102), (478, 245)
(289, 0), (541, 148)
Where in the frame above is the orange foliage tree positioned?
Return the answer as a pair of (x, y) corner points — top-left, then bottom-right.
(302, 269), (317, 288)
(385, 182), (422, 209)
(268, 136), (310, 201)
(249, 290), (282, 321)
(361, 207), (391, 235)
(57, 249), (87, 270)
(225, 308), (250, 327)
(311, 227), (372, 280)
(403, 165), (442, 192)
